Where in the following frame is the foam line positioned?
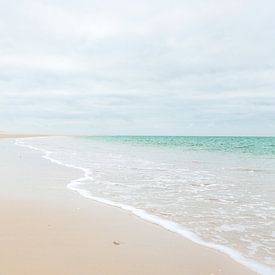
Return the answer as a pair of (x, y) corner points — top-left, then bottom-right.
(15, 137), (275, 275)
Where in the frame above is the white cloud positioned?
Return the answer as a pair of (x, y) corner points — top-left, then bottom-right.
(0, 0), (274, 135)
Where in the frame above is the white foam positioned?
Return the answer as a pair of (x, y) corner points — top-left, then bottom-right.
(15, 137), (275, 275)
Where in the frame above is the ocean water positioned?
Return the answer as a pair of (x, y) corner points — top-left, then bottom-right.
(16, 136), (275, 274)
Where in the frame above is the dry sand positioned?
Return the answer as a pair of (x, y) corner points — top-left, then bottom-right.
(0, 131), (44, 138)
(0, 135), (255, 275)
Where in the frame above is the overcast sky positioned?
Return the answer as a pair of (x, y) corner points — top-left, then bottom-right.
(0, 0), (274, 135)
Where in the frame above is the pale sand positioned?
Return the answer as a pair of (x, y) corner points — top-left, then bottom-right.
(0, 137), (255, 275)
(0, 131), (44, 138)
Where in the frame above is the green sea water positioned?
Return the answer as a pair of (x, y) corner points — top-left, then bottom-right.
(82, 136), (275, 156)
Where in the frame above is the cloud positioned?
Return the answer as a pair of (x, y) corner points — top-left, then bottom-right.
(0, 0), (274, 135)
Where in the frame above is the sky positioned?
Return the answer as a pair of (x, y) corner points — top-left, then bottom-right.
(0, 0), (275, 136)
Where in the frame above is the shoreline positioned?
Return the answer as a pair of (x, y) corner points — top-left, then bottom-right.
(0, 136), (257, 274)
(16, 137), (274, 275)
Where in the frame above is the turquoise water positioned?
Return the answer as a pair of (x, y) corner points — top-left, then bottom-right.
(17, 136), (275, 274)
(82, 136), (275, 156)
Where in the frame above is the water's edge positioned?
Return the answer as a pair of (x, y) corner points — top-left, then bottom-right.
(15, 137), (275, 275)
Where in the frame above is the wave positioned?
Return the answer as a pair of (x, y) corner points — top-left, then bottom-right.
(15, 137), (275, 275)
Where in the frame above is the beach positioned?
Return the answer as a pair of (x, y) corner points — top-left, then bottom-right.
(0, 135), (258, 274)
(0, 132), (44, 138)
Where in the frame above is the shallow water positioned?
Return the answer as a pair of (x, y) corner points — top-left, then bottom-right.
(16, 136), (275, 274)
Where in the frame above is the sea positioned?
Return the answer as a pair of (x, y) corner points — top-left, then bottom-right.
(15, 136), (275, 274)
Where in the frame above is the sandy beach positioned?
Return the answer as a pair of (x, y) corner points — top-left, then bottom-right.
(0, 135), (255, 274)
(0, 132), (45, 138)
